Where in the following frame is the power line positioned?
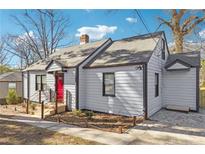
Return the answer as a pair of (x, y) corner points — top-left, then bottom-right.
(134, 9), (162, 57)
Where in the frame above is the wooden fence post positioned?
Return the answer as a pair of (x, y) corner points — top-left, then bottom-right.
(26, 99), (29, 114)
(66, 90), (68, 111)
(133, 116), (136, 126)
(41, 101), (44, 119)
(55, 92), (58, 114)
(39, 90), (43, 119)
(49, 89), (52, 102)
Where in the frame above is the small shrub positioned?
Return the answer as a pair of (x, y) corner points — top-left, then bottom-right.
(84, 111), (95, 120)
(6, 89), (19, 105)
(30, 103), (37, 111)
(72, 109), (82, 116)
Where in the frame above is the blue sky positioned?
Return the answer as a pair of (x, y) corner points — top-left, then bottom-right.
(0, 9), (204, 66)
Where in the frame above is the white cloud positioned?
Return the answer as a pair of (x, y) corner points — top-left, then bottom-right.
(75, 25), (117, 40)
(126, 17), (137, 23)
(16, 31), (35, 45)
(199, 29), (205, 39)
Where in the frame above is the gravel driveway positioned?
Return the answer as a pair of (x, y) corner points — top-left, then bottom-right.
(133, 109), (205, 137)
(128, 109), (205, 144)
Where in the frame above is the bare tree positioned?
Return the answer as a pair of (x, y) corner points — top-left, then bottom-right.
(9, 9), (69, 64)
(158, 9), (205, 53)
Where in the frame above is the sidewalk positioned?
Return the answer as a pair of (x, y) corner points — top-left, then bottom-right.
(1, 112), (205, 144)
(0, 114), (136, 145)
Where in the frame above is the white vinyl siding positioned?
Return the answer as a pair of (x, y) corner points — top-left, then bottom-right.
(84, 65), (144, 116)
(47, 61), (62, 72)
(28, 71), (49, 103)
(63, 68), (76, 110)
(162, 68), (197, 111)
(147, 37), (167, 117)
(78, 39), (112, 109)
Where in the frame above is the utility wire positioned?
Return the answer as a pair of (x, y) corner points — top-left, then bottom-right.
(134, 9), (162, 57)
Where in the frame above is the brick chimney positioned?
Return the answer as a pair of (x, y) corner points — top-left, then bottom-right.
(80, 34), (89, 45)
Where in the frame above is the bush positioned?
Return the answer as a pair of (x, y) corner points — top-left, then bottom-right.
(30, 103), (37, 111)
(72, 109), (82, 116)
(6, 89), (19, 105)
(84, 111), (95, 120)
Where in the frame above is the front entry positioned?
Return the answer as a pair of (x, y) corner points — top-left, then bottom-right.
(56, 73), (64, 103)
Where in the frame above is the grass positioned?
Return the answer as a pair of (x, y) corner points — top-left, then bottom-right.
(0, 119), (100, 145)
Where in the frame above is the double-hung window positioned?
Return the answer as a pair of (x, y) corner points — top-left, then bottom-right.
(36, 75), (46, 91)
(103, 72), (115, 96)
(155, 73), (159, 97)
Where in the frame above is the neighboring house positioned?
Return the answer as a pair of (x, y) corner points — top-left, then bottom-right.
(22, 31), (200, 118)
(0, 72), (22, 104)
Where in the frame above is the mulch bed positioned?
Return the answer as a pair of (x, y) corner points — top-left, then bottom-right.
(45, 110), (144, 134)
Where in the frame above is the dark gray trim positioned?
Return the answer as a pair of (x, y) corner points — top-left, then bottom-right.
(166, 68), (191, 71)
(78, 39), (112, 67)
(83, 39), (113, 68)
(196, 66), (200, 112)
(102, 72), (115, 97)
(143, 64), (148, 119)
(84, 62), (146, 69)
(75, 39), (113, 109)
(165, 59), (192, 69)
(75, 67), (79, 110)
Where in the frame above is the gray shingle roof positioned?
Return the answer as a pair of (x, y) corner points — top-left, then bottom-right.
(0, 72), (22, 82)
(86, 31), (163, 68)
(24, 39), (108, 71)
(165, 51), (200, 68)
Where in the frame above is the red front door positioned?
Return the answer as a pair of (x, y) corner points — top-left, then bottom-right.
(56, 73), (64, 103)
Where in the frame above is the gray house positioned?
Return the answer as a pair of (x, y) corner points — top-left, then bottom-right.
(0, 72), (22, 104)
(23, 31), (200, 118)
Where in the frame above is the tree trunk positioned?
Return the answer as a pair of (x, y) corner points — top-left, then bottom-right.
(174, 32), (184, 53)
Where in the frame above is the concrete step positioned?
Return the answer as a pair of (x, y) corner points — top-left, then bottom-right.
(166, 105), (190, 112)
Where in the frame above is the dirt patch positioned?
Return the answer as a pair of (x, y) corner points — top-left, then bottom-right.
(0, 119), (99, 145)
(45, 110), (144, 133)
(0, 103), (55, 117)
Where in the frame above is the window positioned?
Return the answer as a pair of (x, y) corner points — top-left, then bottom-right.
(8, 82), (16, 90)
(155, 73), (159, 97)
(103, 72), (115, 96)
(36, 75), (46, 91)
(161, 39), (165, 60)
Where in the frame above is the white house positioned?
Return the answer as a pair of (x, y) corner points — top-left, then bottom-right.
(22, 31), (200, 118)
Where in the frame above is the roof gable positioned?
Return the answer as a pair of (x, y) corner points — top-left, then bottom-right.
(0, 72), (22, 82)
(85, 31), (163, 68)
(165, 51), (200, 69)
(165, 59), (191, 71)
(24, 39), (109, 71)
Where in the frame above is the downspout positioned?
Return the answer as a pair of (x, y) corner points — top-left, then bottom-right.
(143, 64), (148, 119)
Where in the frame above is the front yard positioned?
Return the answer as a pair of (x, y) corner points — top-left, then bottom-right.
(0, 118), (99, 145)
(45, 110), (144, 133)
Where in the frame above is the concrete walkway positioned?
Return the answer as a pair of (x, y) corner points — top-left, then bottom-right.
(0, 115), (136, 145)
(1, 111), (205, 144)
